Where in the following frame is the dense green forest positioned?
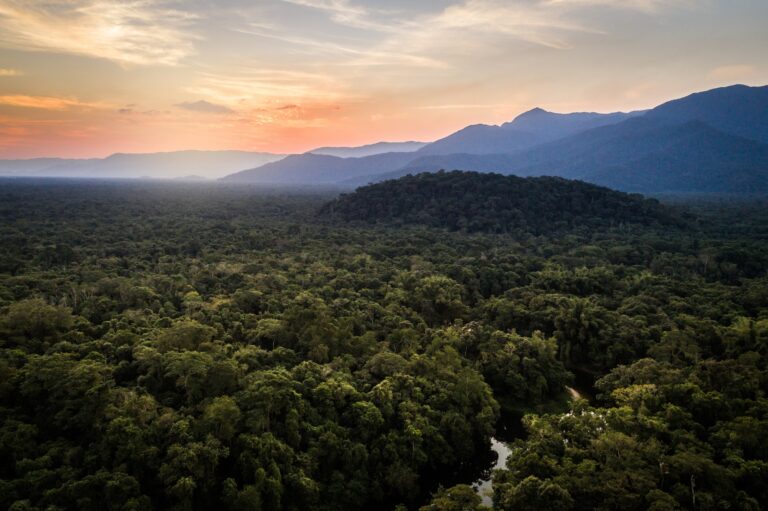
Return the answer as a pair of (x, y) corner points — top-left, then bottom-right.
(320, 171), (686, 233)
(1, 176), (767, 511)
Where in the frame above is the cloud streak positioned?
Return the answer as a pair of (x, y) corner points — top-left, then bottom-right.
(188, 68), (351, 106)
(235, 25), (447, 68)
(417, 0), (595, 50)
(708, 64), (760, 82)
(0, 95), (107, 110)
(280, 0), (394, 32)
(175, 100), (234, 114)
(0, 0), (199, 65)
(543, 0), (689, 13)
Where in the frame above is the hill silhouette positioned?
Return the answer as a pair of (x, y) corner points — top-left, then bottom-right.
(320, 171), (684, 234)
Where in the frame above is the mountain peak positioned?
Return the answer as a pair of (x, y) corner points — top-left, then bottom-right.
(645, 83), (768, 144)
(513, 107), (550, 121)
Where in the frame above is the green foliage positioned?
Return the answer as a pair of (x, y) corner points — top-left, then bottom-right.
(418, 484), (484, 511)
(0, 179), (766, 510)
(0, 298), (75, 352)
(320, 171), (685, 234)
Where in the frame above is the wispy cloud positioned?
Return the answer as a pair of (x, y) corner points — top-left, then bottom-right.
(175, 100), (234, 114)
(336, 0), (692, 73)
(419, 0), (593, 50)
(280, 0), (392, 32)
(236, 101), (344, 129)
(0, 95), (107, 110)
(542, 0), (687, 13)
(235, 25), (447, 68)
(278, 0), (613, 56)
(188, 69), (350, 105)
(708, 64), (760, 82)
(0, 67), (23, 76)
(0, 0), (199, 65)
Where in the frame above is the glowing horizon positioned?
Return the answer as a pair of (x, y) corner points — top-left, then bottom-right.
(0, 0), (766, 159)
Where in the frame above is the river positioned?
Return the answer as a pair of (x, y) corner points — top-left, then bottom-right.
(471, 437), (514, 506)
(471, 385), (586, 506)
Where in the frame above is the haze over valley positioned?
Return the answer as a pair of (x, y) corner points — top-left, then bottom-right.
(3, 84), (768, 194)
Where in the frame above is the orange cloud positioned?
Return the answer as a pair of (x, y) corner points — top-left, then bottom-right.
(0, 95), (106, 110)
(0, 68), (23, 77)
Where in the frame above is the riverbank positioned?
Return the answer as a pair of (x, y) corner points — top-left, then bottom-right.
(472, 384), (592, 506)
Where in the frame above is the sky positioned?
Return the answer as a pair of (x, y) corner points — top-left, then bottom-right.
(0, 0), (766, 158)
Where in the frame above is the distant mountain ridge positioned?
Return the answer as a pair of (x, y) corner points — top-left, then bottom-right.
(413, 108), (644, 157)
(222, 152), (417, 184)
(645, 84), (768, 144)
(308, 141), (426, 158)
(0, 150), (286, 179)
(5, 84), (767, 194)
(414, 124), (540, 155)
(314, 85), (768, 193)
(503, 108), (646, 140)
(390, 86), (768, 193)
(383, 118), (768, 194)
(225, 84), (768, 194)
(226, 106), (648, 185)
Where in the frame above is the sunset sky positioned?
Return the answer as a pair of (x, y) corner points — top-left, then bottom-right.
(0, 0), (766, 158)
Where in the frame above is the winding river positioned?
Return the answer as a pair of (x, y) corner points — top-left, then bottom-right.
(471, 437), (514, 506)
(471, 386), (586, 506)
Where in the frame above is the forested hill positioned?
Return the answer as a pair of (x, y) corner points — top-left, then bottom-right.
(320, 171), (683, 233)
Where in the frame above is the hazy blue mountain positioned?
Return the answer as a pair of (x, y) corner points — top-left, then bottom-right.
(374, 117), (768, 193)
(407, 85), (768, 163)
(173, 175), (210, 181)
(225, 108), (643, 185)
(494, 117), (721, 179)
(414, 124), (541, 155)
(414, 108), (642, 156)
(226, 135), (528, 185)
(308, 141), (427, 158)
(0, 158), (91, 176)
(221, 151), (417, 184)
(516, 116), (768, 193)
(352, 115), (669, 185)
(217, 84), (768, 193)
(645, 84), (768, 144)
(587, 124), (768, 193)
(0, 151), (285, 179)
(503, 107), (645, 140)
(484, 84), (768, 152)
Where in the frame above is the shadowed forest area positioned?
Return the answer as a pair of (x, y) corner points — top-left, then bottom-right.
(1, 177), (767, 511)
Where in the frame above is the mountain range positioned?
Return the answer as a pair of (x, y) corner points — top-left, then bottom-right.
(0, 142), (429, 180)
(0, 151), (286, 180)
(3, 84), (768, 194)
(308, 141), (427, 158)
(225, 84), (768, 194)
